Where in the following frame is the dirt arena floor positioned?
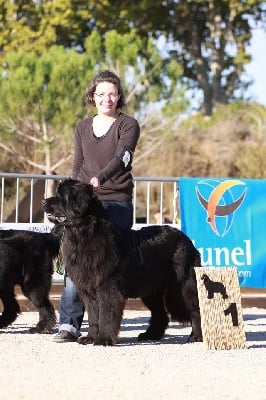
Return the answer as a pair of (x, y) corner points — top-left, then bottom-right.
(0, 307), (265, 400)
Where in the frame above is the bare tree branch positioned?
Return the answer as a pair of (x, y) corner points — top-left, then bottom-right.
(4, 118), (43, 144)
(50, 153), (73, 172)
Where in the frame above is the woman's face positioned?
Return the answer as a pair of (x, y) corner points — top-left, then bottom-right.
(93, 82), (120, 116)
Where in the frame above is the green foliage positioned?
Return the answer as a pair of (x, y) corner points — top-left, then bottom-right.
(0, 30), (187, 174)
(1, 1), (265, 215)
(0, 0), (92, 55)
(0, 46), (93, 173)
(0, 0), (265, 115)
(0, 46), (92, 125)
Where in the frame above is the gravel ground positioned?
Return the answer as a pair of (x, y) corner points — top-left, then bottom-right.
(0, 307), (265, 400)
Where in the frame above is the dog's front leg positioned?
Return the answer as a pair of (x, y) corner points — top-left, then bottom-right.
(94, 285), (126, 346)
(78, 296), (99, 345)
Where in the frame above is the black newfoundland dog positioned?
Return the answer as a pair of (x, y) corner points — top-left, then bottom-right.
(0, 228), (60, 333)
(42, 179), (203, 345)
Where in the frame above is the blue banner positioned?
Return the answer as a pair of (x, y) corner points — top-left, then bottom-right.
(179, 177), (266, 288)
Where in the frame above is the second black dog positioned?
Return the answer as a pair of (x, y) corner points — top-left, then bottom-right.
(0, 228), (60, 333)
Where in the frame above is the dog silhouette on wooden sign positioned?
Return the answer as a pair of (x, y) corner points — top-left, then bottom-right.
(201, 273), (228, 300)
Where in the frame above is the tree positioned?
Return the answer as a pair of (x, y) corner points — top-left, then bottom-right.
(0, 45), (93, 175)
(0, 0), (92, 55)
(93, 0), (266, 115)
(1, 0), (265, 115)
(0, 30), (187, 175)
(165, 0), (266, 115)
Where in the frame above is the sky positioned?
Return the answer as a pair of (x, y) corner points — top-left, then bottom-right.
(245, 28), (266, 106)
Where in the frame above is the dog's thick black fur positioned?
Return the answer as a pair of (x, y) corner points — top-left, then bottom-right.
(42, 179), (203, 345)
(0, 228), (61, 333)
(201, 273), (228, 300)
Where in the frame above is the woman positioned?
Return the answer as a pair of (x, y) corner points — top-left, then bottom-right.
(54, 70), (140, 342)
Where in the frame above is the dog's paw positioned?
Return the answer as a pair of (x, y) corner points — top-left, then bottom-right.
(137, 332), (149, 341)
(186, 333), (203, 343)
(77, 335), (94, 345)
(137, 331), (163, 341)
(93, 336), (114, 346)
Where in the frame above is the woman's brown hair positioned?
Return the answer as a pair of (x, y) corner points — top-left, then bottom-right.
(85, 70), (126, 110)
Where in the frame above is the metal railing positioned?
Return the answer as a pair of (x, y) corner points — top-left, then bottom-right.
(0, 172), (180, 227)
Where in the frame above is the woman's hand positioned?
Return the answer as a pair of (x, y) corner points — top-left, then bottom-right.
(89, 177), (100, 191)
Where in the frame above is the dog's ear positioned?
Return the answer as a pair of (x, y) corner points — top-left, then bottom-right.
(70, 181), (96, 209)
(75, 182), (95, 198)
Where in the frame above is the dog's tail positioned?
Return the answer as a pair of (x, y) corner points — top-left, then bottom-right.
(164, 282), (191, 324)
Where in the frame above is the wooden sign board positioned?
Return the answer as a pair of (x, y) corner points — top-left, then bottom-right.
(195, 267), (246, 350)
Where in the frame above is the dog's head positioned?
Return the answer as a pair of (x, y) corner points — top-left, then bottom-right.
(41, 179), (101, 226)
(201, 274), (209, 282)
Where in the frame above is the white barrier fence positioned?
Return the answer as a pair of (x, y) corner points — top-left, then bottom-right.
(0, 172), (181, 227)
